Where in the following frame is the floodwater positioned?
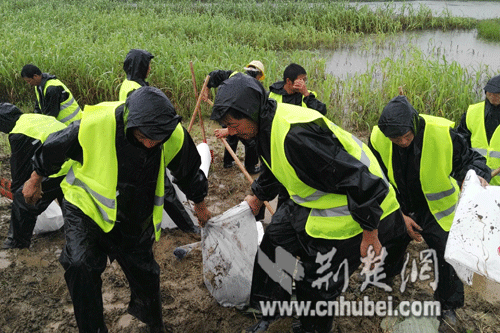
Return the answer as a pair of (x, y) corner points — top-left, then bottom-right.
(351, 1), (500, 20)
(326, 30), (500, 78)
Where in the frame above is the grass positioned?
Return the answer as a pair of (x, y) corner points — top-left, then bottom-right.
(477, 19), (500, 42)
(0, 0), (494, 133)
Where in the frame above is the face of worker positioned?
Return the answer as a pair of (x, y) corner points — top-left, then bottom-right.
(223, 115), (258, 140)
(132, 128), (162, 148)
(285, 74), (307, 92)
(486, 91), (500, 106)
(389, 130), (414, 148)
(23, 74), (42, 87)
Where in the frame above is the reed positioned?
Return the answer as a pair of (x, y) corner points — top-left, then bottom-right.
(477, 19), (500, 42)
(0, 0), (489, 132)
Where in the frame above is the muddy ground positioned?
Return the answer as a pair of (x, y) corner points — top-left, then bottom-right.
(0, 120), (499, 333)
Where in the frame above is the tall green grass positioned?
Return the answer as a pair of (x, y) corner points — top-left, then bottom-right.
(0, 0), (489, 132)
(477, 19), (500, 42)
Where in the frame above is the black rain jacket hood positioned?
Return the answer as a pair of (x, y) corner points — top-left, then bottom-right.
(378, 95), (420, 138)
(484, 74), (500, 94)
(123, 49), (154, 85)
(210, 73), (267, 123)
(125, 86), (181, 143)
(0, 103), (23, 134)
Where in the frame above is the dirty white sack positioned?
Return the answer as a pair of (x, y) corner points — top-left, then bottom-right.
(445, 169), (500, 284)
(33, 201), (64, 234)
(202, 201), (259, 308)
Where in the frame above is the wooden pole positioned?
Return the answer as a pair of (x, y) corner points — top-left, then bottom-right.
(187, 75), (210, 133)
(220, 137), (274, 215)
(492, 166), (500, 178)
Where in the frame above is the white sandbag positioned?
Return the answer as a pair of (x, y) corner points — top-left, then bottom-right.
(444, 169), (500, 284)
(33, 201), (64, 235)
(197, 142), (211, 178)
(202, 201), (259, 308)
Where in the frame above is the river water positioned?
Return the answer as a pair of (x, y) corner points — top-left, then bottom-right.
(325, 1), (500, 78)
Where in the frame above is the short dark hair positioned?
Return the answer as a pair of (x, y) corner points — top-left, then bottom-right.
(283, 63), (307, 82)
(21, 64), (42, 78)
(220, 107), (252, 125)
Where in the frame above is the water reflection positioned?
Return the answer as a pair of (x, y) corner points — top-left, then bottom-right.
(352, 1), (500, 20)
(325, 30), (500, 78)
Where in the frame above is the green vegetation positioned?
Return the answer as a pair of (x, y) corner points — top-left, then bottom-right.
(477, 19), (500, 42)
(0, 0), (493, 132)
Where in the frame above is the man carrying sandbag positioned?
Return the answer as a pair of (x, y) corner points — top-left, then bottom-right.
(369, 95), (491, 327)
(23, 87), (211, 333)
(210, 74), (408, 333)
(0, 103), (72, 249)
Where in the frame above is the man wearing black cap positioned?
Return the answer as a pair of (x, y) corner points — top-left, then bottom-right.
(23, 86), (211, 333)
(210, 73), (408, 333)
(369, 95), (491, 328)
(456, 74), (500, 185)
(0, 103), (72, 249)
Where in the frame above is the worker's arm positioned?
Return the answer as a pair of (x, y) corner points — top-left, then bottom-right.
(8, 134), (41, 193)
(207, 70), (234, 89)
(41, 85), (67, 117)
(23, 121), (82, 205)
(303, 92), (328, 115)
(450, 128), (491, 183)
(165, 127), (210, 225)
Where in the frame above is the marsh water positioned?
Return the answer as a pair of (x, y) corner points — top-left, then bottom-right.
(325, 1), (500, 78)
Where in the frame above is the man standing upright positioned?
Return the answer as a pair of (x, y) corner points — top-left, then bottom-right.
(21, 64), (82, 125)
(24, 86), (211, 333)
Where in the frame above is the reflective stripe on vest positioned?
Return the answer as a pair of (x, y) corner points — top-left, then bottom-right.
(268, 90), (316, 108)
(466, 101), (500, 185)
(36, 79), (82, 125)
(370, 115), (457, 231)
(10, 114), (75, 178)
(263, 103), (399, 240)
(119, 79), (142, 101)
(60, 102), (183, 241)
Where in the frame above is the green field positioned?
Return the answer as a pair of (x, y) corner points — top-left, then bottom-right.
(0, 0), (496, 131)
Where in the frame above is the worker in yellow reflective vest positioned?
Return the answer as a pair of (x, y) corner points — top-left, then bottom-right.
(456, 74), (500, 185)
(0, 103), (73, 249)
(369, 95), (491, 328)
(268, 63), (327, 116)
(210, 74), (408, 333)
(21, 64), (82, 125)
(118, 48), (154, 101)
(23, 87), (211, 333)
(119, 49), (199, 234)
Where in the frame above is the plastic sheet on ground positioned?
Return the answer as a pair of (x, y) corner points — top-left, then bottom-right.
(202, 201), (259, 308)
(445, 169), (500, 285)
(33, 201), (64, 235)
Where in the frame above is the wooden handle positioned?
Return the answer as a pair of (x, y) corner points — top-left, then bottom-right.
(492, 166), (500, 178)
(220, 137), (274, 215)
(187, 75), (210, 133)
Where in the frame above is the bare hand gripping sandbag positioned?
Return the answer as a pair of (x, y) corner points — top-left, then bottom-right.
(201, 201), (259, 308)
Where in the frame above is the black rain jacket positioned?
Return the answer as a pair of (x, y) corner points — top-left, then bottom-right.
(269, 80), (327, 115)
(33, 87), (207, 226)
(34, 73), (69, 117)
(123, 49), (154, 86)
(369, 96), (491, 215)
(211, 74), (389, 231)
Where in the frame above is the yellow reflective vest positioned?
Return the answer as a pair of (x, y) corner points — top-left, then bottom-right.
(60, 102), (185, 241)
(10, 114), (74, 178)
(269, 90), (317, 108)
(466, 101), (500, 185)
(118, 79), (142, 102)
(36, 79), (82, 125)
(370, 114), (458, 231)
(263, 103), (400, 240)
